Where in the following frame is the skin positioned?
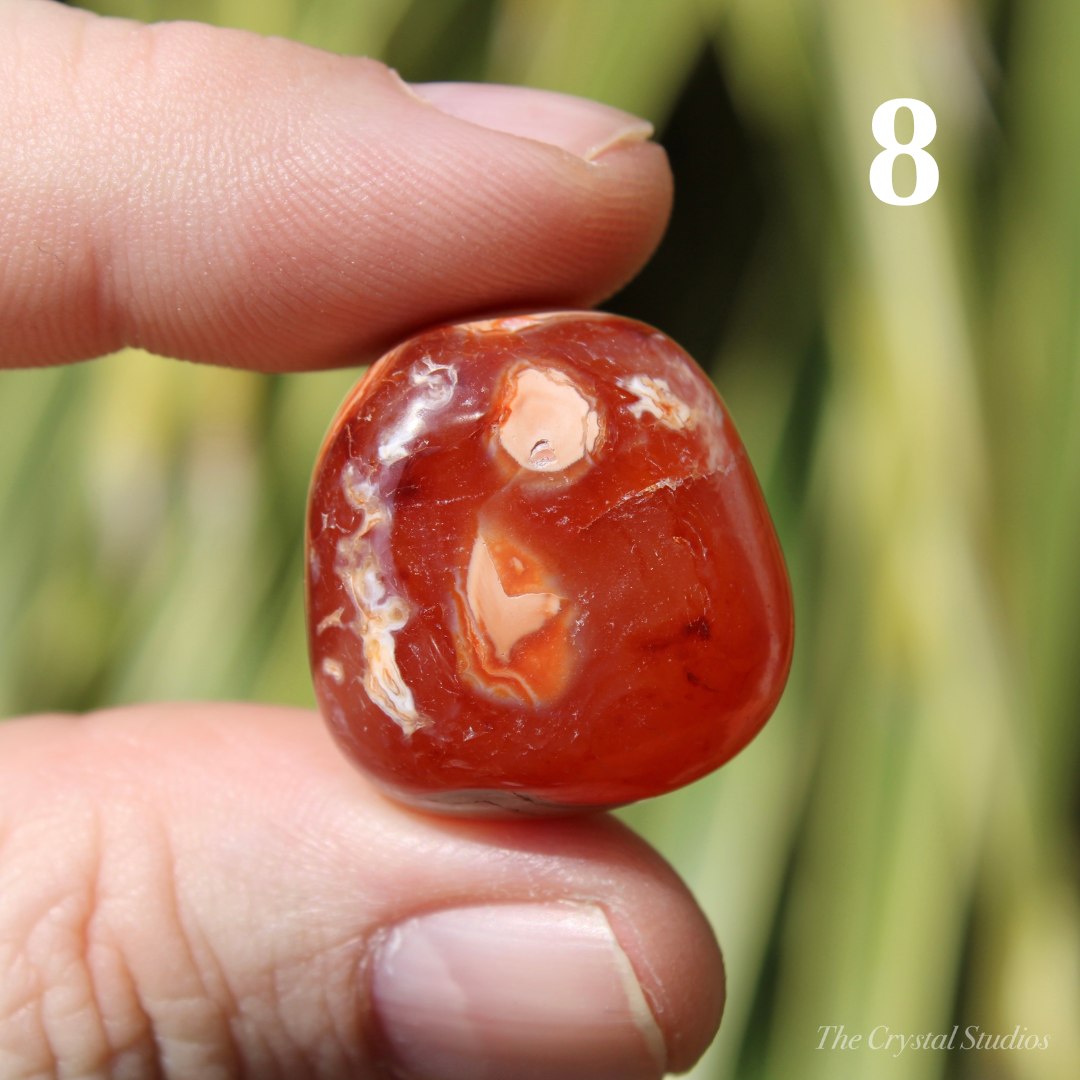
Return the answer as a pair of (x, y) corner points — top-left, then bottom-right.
(0, 1), (724, 1076)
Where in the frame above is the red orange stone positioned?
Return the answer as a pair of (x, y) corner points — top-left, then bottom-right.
(306, 311), (793, 815)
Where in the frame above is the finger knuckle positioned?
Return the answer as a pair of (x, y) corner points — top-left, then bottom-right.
(0, 796), (166, 1077)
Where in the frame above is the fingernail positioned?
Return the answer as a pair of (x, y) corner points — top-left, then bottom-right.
(410, 82), (654, 161)
(372, 902), (666, 1080)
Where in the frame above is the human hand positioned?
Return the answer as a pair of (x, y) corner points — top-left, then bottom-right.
(0, 2), (723, 1077)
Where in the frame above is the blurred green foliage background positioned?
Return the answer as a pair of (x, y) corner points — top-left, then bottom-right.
(3, 0), (1079, 1076)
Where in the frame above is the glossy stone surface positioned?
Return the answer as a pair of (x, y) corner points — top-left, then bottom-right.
(306, 312), (793, 815)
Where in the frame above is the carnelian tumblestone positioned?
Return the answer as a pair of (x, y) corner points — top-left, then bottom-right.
(306, 312), (793, 815)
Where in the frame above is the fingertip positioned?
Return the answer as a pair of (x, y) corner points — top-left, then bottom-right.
(571, 138), (674, 306)
(392, 810), (724, 1074)
(594, 817), (726, 1073)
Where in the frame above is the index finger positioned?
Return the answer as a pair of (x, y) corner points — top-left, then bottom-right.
(0, 0), (671, 371)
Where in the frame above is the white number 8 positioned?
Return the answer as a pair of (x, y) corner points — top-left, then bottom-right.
(869, 99), (939, 206)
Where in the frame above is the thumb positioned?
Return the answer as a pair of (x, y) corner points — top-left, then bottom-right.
(0, 704), (723, 1078)
(0, 1), (670, 370)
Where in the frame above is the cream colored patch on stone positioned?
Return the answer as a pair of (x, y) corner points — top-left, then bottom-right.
(316, 607), (345, 634)
(336, 464), (426, 735)
(464, 312), (577, 334)
(377, 357), (457, 466)
(322, 657), (345, 684)
(618, 374), (693, 429)
(499, 368), (599, 472)
(466, 536), (560, 661)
